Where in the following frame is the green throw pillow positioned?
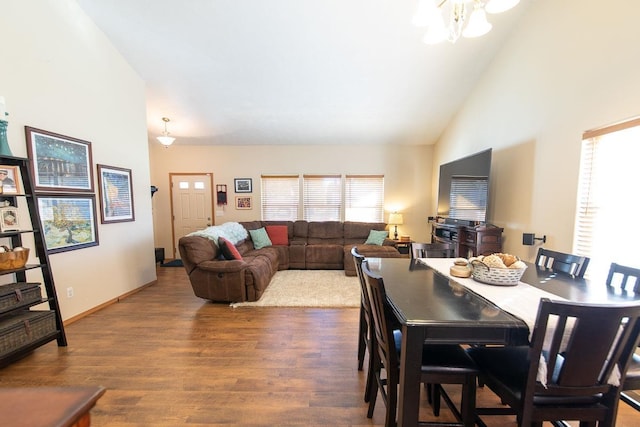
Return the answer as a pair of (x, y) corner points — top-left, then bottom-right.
(249, 227), (272, 249)
(365, 230), (388, 246)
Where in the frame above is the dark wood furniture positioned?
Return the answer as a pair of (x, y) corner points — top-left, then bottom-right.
(534, 247), (590, 278)
(606, 262), (640, 412)
(469, 299), (640, 427)
(409, 242), (456, 260)
(0, 155), (66, 367)
(362, 261), (479, 427)
(0, 386), (105, 427)
(352, 247), (375, 403)
(371, 258), (529, 427)
(375, 258), (640, 427)
(431, 222), (503, 258)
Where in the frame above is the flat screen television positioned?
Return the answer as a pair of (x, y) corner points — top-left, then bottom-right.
(436, 148), (492, 226)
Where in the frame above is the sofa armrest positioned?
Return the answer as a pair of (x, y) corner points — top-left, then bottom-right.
(197, 259), (247, 273)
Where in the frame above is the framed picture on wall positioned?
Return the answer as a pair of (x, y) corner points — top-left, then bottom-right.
(235, 196), (252, 210)
(234, 178), (252, 193)
(97, 164), (135, 223)
(25, 126), (94, 193)
(36, 194), (99, 254)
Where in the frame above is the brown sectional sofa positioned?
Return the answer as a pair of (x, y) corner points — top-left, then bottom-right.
(178, 220), (403, 303)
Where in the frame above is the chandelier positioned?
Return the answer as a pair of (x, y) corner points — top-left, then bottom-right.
(157, 117), (176, 147)
(412, 0), (520, 44)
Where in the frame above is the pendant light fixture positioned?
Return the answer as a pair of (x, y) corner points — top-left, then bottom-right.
(157, 117), (176, 147)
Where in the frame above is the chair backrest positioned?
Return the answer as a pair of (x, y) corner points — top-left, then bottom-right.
(351, 246), (370, 311)
(523, 298), (640, 410)
(535, 247), (590, 278)
(607, 262), (640, 295)
(361, 260), (399, 372)
(410, 242), (456, 260)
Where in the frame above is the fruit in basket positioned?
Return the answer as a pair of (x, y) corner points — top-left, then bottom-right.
(475, 253), (524, 269)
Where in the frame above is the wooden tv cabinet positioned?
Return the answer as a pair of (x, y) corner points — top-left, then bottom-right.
(431, 221), (503, 258)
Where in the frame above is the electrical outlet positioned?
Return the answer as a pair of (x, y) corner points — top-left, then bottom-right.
(66, 287), (74, 298)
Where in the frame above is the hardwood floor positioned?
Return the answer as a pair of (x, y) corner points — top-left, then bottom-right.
(1, 265), (639, 426)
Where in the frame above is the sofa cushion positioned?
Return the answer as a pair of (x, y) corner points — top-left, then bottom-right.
(265, 225), (289, 245)
(219, 237), (243, 260)
(365, 229), (389, 245)
(249, 227), (272, 249)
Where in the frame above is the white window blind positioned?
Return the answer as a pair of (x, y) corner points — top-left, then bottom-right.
(345, 175), (384, 222)
(303, 175), (342, 221)
(261, 175), (300, 221)
(449, 176), (488, 222)
(574, 117), (640, 280)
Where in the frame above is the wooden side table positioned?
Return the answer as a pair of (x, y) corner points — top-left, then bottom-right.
(0, 386), (105, 427)
(393, 240), (413, 256)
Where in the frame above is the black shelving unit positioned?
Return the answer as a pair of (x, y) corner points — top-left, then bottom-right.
(0, 154), (66, 367)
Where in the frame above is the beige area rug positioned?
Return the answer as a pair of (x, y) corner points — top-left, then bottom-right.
(230, 270), (360, 308)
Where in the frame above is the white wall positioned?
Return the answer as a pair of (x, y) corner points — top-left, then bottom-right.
(149, 143), (434, 258)
(0, 0), (155, 320)
(433, 0), (640, 261)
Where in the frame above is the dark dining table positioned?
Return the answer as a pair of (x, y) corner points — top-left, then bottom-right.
(369, 257), (640, 427)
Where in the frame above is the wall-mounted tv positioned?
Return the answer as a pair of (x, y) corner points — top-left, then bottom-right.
(436, 148), (492, 226)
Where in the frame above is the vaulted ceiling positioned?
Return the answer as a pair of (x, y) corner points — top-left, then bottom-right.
(76, 0), (530, 146)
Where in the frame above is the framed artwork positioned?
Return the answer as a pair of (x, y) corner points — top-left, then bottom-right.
(25, 126), (94, 193)
(36, 194), (99, 254)
(235, 196), (252, 210)
(97, 164), (134, 223)
(0, 165), (21, 194)
(234, 178), (252, 193)
(0, 207), (20, 232)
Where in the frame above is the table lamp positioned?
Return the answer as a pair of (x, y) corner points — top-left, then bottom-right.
(389, 212), (404, 240)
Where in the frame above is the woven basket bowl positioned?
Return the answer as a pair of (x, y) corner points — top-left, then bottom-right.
(0, 248), (30, 270)
(471, 260), (526, 286)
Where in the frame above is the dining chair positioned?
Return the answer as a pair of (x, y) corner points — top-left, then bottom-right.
(361, 260), (478, 427)
(352, 246), (376, 403)
(410, 242), (456, 260)
(535, 247), (590, 278)
(468, 298), (640, 427)
(606, 262), (640, 412)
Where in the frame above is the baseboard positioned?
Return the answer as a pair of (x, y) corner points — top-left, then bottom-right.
(63, 279), (158, 326)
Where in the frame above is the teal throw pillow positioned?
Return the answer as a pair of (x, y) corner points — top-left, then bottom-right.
(249, 227), (272, 249)
(365, 230), (388, 246)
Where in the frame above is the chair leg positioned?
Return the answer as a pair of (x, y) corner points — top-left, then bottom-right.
(432, 384), (442, 416)
(460, 375), (477, 427)
(358, 305), (366, 371)
(364, 348), (375, 403)
(621, 391), (640, 411)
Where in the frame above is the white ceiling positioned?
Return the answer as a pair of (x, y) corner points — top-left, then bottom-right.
(76, 0), (530, 146)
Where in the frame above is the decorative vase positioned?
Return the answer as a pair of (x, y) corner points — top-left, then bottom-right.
(0, 120), (12, 156)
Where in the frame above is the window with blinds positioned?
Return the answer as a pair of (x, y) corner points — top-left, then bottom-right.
(345, 175), (384, 222)
(303, 175), (342, 221)
(261, 175), (300, 220)
(448, 176), (488, 222)
(574, 117), (640, 280)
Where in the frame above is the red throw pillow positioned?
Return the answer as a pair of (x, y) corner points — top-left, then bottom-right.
(218, 237), (243, 260)
(265, 225), (289, 245)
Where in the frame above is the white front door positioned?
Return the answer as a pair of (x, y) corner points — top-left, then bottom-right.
(170, 173), (214, 259)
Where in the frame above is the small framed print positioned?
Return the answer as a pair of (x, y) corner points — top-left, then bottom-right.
(97, 164), (135, 223)
(234, 178), (252, 193)
(235, 196), (252, 210)
(0, 207), (20, 232)
(0, 165), (21, 194)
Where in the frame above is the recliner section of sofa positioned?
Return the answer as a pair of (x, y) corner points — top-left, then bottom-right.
(178, 220), (403, 303)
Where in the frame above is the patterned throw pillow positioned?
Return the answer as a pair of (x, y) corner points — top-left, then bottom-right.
(364, 229), (388, 245)
(265, 225), (289, 245)
(218, 237), (243, 260)
(249, 227), (272, 249)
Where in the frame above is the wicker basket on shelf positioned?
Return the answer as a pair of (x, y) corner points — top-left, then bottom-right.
(0, 248), (30, 270)
(470, 259), (526, 286)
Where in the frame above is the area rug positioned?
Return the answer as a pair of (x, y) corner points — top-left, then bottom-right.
(230, 270), (360, 308)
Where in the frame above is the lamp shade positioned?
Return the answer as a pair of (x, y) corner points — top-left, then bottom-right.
(389, 213), (404, 225)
